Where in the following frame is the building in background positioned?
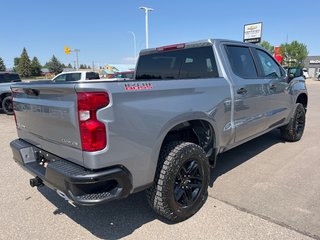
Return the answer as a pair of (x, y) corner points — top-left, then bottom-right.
(304, 56), (320, 78)
(99, 64), (135, 78)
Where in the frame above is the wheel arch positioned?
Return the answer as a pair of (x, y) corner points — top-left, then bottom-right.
(296, 93), (308, 111)
(156, 118), (218, 167)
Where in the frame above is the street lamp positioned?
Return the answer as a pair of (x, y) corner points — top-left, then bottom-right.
(128, 31), (137, 58)
(139, 6), (154, 49)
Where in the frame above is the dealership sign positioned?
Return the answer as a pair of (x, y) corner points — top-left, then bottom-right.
(243, 22), (263, 43)
(310, 59), (320, 64)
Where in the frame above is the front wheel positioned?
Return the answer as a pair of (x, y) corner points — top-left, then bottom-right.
(281, 103), (306, 142)
(2, 96), (14, 115)
(146, 141), (210, 222)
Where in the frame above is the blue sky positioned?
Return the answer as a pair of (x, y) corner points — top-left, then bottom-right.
(1, 0), (319, 68)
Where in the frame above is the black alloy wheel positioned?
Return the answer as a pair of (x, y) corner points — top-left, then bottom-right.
(174, 159), (203, 207)
(146, 141), (210, 222)
(281, 103), (306, 142)
(295, 106), (305, 136)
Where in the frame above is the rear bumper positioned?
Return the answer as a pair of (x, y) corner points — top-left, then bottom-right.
(10, 139), (132, 205)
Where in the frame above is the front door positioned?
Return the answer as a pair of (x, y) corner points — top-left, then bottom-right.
(224, 44), (277, 143)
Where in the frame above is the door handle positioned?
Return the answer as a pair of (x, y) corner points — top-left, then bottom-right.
(237, 88), (247, 95)
(269, 84), (276, 90)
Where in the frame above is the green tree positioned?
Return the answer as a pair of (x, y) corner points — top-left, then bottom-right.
(260, 41), (274, 54)
(18, 48), (31, 77)
(30, 57), (42, 76)
(67, 63), (72, 68)
(279, 41), (308, 67)
(47, 55), (63, 75)
(13, 57), (20, 72)
(0, 57), (6, 71)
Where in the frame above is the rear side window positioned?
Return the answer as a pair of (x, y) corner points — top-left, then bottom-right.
(86, 72), (100, 80)
(136, 46), (219, 80)
(67, 73), (81, 81)
(226, 46), (258, 79)
(53, 73), (81, 82)
(256, 49), (282, 78)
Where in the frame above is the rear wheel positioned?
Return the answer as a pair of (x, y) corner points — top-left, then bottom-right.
(2, 96), (13, 115)
(281, 103), (306, 142)
(146, 141), (210, 222)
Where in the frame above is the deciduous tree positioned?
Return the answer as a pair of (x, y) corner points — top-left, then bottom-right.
(279, 41), (308, 67)
(260, 41), (274, 54)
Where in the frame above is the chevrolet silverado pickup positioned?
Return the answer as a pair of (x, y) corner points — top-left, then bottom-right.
(51, 71), (100, 82)
(10, 39), (308, 222)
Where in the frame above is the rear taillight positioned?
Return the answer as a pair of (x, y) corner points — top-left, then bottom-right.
(77, 92), (109, 151)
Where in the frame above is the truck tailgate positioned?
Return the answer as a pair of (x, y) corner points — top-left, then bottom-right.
(11, 83), (84, 166)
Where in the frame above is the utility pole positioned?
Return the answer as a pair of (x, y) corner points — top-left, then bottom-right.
(64, 46), (80, 70)
(139, 6), (154, 48)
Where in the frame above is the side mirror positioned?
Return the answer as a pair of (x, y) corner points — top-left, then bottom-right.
(288, 73), (295, 80)
(287, 67), (304, 82)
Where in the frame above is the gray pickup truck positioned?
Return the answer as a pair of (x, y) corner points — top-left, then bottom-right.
(10, 39), (307, 222)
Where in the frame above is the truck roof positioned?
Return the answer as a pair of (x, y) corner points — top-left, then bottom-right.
(59, 70), (98, 74)
(139, 39), (259, 56)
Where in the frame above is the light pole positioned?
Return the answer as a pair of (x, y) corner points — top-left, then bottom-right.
(139, 6), (154, 49)
(74, 49), (80, 70)
(128, 31), (137, 58)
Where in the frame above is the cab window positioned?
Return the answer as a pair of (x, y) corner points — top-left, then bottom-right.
(256, 49), (282, 78)
(67, 73), (81, 81)
(225, 45), (258, 79)
(53, 74), (67, 82)
(136, 46), (219, 80)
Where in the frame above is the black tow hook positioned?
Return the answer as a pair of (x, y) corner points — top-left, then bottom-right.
(30, 177), (44, 187)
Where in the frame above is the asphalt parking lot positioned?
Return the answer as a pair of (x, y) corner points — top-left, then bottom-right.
(0, 80), (319, 240)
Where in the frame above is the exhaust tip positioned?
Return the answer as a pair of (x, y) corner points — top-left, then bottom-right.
(30, 177), (44, 187)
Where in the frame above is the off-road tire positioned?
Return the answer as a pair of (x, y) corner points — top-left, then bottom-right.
(2, 96), (14, 115)
(146, 141), (210, 222)
(281, 103), (306, 142)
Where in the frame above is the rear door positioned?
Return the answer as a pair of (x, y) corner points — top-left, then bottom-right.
(12, 83), (84, 165)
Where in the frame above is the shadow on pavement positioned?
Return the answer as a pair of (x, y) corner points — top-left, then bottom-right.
(39, 188), (161, 239)
(38, 129), (283, 239)
(210, 129), (283, 186)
